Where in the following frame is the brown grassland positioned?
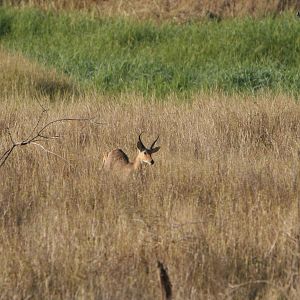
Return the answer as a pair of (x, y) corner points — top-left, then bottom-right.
(1, 50), (300, 299)
(3, 0), (300, 20)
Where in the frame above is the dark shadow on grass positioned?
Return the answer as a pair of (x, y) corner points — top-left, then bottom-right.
(35, 79), (79, 101)
(0, 10), (12, 37)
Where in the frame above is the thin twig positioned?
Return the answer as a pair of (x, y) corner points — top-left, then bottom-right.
(36, 117), (92, 134)
(24, 108), (48, 142)
(0, 145), (16, 168)
(31, 142), (69, 164)
(35, 97), (48, 112)
(36, 134), (60, 140)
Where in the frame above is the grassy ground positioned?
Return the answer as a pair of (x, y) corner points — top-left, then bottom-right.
(0, 50), (300, 299)
(1, 7), (300, 96)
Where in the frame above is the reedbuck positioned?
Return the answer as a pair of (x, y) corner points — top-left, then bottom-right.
(103, 133), (160, 178)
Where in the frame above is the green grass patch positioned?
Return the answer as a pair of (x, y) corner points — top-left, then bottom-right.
(1, 7), (300, 96)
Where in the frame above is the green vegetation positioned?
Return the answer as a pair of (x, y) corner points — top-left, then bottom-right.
(0, 7), (300, 96)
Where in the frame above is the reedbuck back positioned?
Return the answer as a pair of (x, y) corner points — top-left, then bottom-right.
(103, 133), (160, 179)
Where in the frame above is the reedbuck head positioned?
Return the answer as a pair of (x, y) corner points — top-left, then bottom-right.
(136, 133), (160, 165)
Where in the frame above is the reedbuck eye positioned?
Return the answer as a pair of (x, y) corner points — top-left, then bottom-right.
(143, 151), (147, 154)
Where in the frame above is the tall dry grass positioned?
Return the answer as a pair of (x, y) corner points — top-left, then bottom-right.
(1, 51), (300, 299)
(3, 0), (300, 19)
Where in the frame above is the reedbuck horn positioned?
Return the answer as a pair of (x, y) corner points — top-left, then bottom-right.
(137, 132), (146, 151)
(150, 135), (159, 150)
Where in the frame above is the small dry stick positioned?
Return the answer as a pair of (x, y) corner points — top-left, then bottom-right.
(157, 260), (172, 300)
(0, 104), (101, 168)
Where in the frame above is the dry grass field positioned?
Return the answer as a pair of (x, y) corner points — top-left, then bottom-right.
(1, 52), (300, 299)
(4, 0), (300, 19)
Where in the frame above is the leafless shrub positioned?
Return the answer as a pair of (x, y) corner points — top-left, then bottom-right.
(0, 100), (101, 168)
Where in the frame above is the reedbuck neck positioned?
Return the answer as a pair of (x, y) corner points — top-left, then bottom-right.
(103, 133), (160, 178)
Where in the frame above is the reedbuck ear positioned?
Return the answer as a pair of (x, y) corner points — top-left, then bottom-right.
(150, 146), (160, 154)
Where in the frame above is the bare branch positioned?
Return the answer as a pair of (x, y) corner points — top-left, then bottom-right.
(0, 102), (101, 168)
(24, 108), (48, 143)
(31, 142), (69, 164)
(0, 145), (16, 168)
(37, 117), (95, 136)
(35, 97), (48, 112)
(35, 134), (60, 140)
